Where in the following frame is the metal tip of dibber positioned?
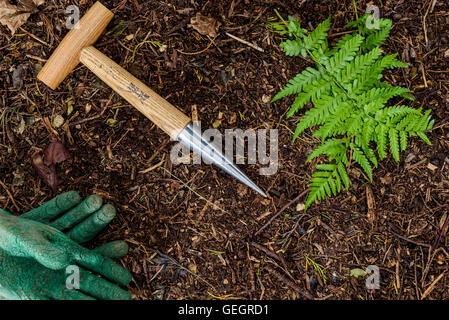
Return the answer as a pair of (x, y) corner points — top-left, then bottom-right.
(177, 123), (267, 198)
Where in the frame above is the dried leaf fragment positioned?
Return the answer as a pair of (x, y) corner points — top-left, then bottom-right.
(43, 141), (70, 166)
(296, 202), (305, 211)
(12, 64), (26, 89)
(365, 185), (375, 222)
(350, 268), (367, 278)
(52, 114), (65, 128)
(32, 153), (58, 193)
(32, 140), (70, 193)
(0, 0), (44, 34)
(189, 13), (221, 37)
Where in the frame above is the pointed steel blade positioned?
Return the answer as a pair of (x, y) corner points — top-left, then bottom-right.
(177, 122), (267, 198)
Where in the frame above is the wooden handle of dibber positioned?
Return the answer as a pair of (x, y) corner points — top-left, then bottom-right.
(80, 46), (191, 139)
(37, 2), (113, 90)
(37, 1), (191, 140)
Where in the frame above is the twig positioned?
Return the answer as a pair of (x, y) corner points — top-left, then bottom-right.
(405, 159), (427, 170)
(250, 242), (293, 280)
(177, 34), (219, 55)
(0, 180), (19, 211)
(254, 190), (307, 236)
(421, 272), (445, 299)
(139, 154), (166, 174)
(422, 0), (436, 45)
(18, 27), (49, 47)
(197, 195), (214, 222)
(298, 0), (307, 8)
(420, 63), (428, 88)
(388, 225), (431, 248)
(421, 247), (449, 284)
(431, 208), (449, 249)
(414, 252), (420, 299)
(278, 214), (306, 248)
(328, 30), (354, 38)
(69, 93), (113, 127)
(249, 262), (256, 295)
(26, 54), (47, 62)
(225, 32), (264, 52)
(264, 264), (313, 299)
(160, 167), (229, 214)
(251, 242), (281, 261)
(156, 251), (217, 291)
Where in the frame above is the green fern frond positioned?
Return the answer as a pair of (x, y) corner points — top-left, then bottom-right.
(311, 41), (330, 63)
(420, 110), (434, 131)
(361, 118), (376, 148)
(292, 93), (346, 140)
(307, 138), (348, 162)
(286, 15), (308, 38)
(338, 47), (383, 84)
(389, 128), (400, 161)
(344, 14), (370, 31)
(313, 102), (352, 140)
(287, 78), (333, 117)
(345, 53), (405, 96)
(278, 16), (331, 58)
(305, 161), (349, 210)
(374, 81), (414, 100)
(399, 131), (408, 151)
(363, 19), (392, 51)
(272, 67), (322, 102)
(376, 124), (388, 160)
(337, 161), (350, 188)
(273, 14), (433, 211)
(303, 16), (332, 53)
(417, 131), (431, 145)
(380, 53), (408, 69)
(397, 110), (432, 133)
(324, 34), (364, 74)
(328, 33), (354, 56)
(280, 38), (306, 56)
(355, 86), (413, 109)
(350, 143), (373, 181)
(362, 145), (379, 168)
(383, 106), (421, 118)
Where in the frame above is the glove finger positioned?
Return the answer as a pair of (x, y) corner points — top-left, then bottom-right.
(21, 191), (81, 223)
(0, 208), (13, 216)
(65, 204), (116, 243)
(72, 246), (132, 286)
(51, 287), (95, 300)
(26, 243), (70, 270)
(93, 241), (129, 259)
(18, 231), (71, 270)
(79, 269), (131, 300)
(50, 195), (103, 231)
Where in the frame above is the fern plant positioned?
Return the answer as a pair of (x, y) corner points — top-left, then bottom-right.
(271, 14), (433, 210)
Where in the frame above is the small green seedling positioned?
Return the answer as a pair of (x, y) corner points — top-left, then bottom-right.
(272, 14), (433, 210)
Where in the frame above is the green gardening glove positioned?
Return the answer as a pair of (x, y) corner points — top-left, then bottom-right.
(0, 191), (132, 300)
(0, 241), (130, 300)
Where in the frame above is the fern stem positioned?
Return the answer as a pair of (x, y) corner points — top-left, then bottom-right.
(274, 9), (288, 27)
(304, 47), (390, 131)
(352, 0), (359, 21)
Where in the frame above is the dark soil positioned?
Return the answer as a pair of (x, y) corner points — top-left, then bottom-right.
(1, 0), (448, 300)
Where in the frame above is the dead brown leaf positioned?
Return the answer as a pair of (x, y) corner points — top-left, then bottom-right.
(43, 141), (70, 166)
(188, 13), (221, 37)
(32, 140), (70, 193)
(32, 153), (59, 193)
(0, 0), (44, 34)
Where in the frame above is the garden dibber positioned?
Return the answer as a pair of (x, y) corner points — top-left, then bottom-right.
(37, 1), (267, 198)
